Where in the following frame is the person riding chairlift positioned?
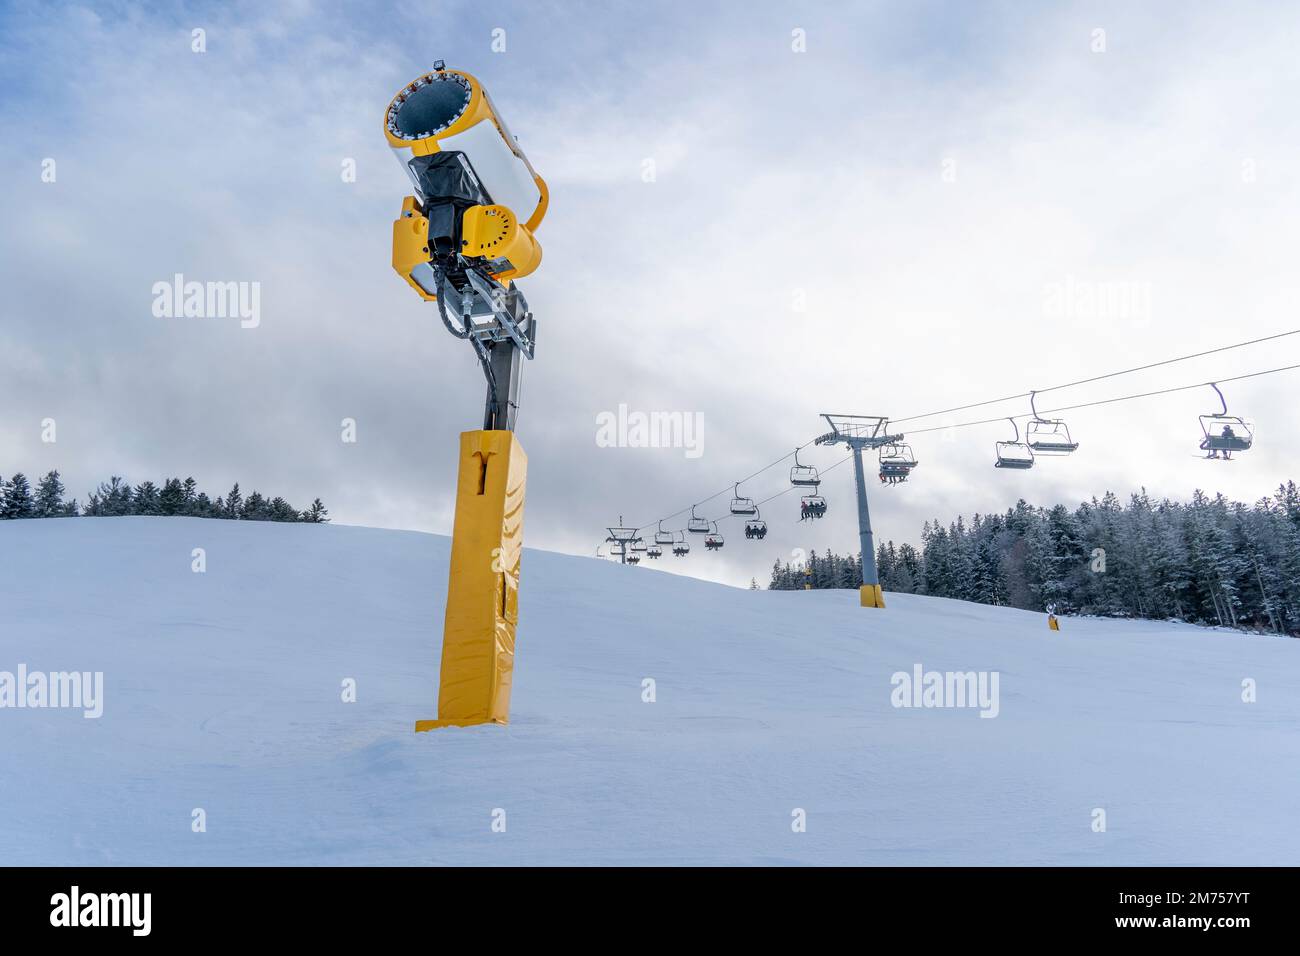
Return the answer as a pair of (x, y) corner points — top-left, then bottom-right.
(1217, 423), (1236, 459)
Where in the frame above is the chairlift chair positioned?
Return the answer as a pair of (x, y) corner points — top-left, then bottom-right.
(1025, 391), (1079, 455)
(653, 520), (675, 546)
(800, 494), (827, 520)
(994, 418), (1035, 470)
(672, 532), (690, 557)
(626, 554), (640, 565)
(744, 510), (768, 540)
(631, 537), (647, 553)
(646, 543), (663, 559)
(687, 504), (710, 534)
(1199, 383), (1254, 460)
(789, 447), (821, 488)
(878, 442), (918, 484)
(729, 482), (758, 516)
(705, 522), (725, 551)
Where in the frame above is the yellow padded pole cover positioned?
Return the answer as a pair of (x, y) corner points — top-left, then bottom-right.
(1048, 615), (1060, 631)
(860, 584), (885, 608)
(416, 430), (527, 731)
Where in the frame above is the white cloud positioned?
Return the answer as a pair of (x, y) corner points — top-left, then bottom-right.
(1, 0), (1298, 586)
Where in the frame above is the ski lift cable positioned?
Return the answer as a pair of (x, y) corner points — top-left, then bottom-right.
(903, 362), (1300, 436)
(889, 327), (1300, 425)
(706, 454), (854, 524)
(639, 453), (855, 534)
(627, 336), (1299, 535)
(632, 441), (819, 531)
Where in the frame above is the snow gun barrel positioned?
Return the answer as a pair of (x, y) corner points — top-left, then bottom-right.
(384, 64), (548, 293)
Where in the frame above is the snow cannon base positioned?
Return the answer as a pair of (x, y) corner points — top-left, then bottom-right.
(415, 717), (508, 731)
(415, 430), (527, 732)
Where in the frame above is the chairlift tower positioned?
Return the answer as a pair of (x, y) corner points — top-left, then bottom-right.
(814, 414), (903, 608)
(605, 518), (642, 566)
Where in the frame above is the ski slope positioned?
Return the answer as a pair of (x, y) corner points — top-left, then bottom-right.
(1, 517), (1297, 866)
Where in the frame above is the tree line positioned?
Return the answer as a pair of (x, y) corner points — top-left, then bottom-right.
(770, 482), (1300, 637)
(769, 550), (863, 591)
(0, 471), (328, 523)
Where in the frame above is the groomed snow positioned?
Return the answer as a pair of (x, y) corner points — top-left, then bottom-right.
(1, 517), (1297, 865)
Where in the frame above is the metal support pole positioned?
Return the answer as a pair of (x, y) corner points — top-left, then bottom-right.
(482, 341), (524, 432)
(851, 444), (880, 588)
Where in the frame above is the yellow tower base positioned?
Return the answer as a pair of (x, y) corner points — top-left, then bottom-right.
(416, 430), (527, 731)
(1048, 615), (1060, 631)
(860, 584), (885, 608)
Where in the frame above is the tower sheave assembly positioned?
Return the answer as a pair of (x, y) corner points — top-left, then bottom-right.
(386, 62), (548, 730)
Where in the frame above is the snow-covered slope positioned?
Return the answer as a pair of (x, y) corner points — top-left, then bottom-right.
(1, 517), (1297, 866)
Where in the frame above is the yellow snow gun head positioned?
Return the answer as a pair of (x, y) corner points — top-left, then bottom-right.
(386, 63), (547, 303)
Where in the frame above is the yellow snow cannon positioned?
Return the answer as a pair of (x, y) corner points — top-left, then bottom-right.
(386, 63), (548, 303)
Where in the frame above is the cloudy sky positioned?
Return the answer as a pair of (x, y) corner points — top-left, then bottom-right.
(2, 0), (1298, 587)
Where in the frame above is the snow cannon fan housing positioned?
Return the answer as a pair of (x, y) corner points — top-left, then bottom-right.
(386, 67), (548, 303)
